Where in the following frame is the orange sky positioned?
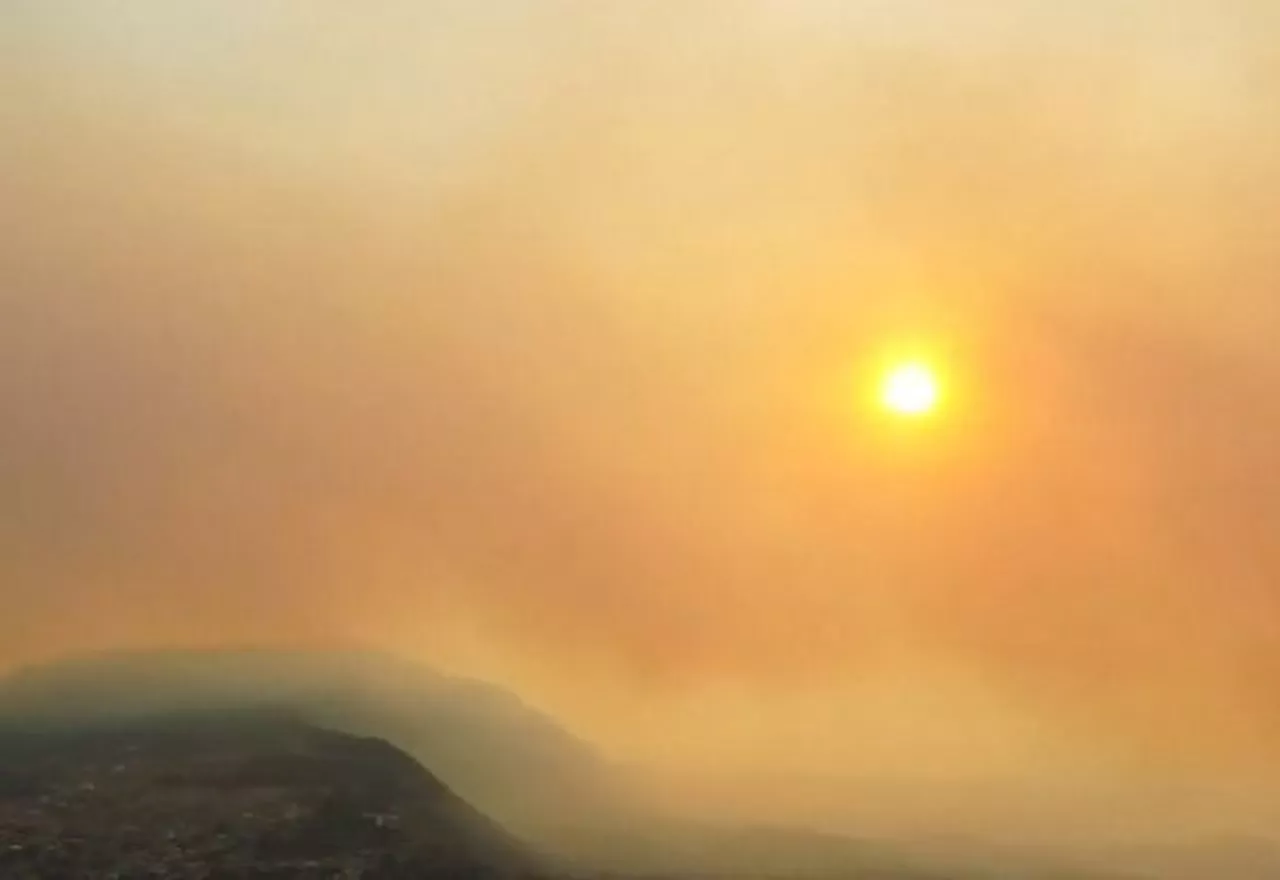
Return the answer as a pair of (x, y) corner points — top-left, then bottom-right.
(5, 0), (1280, 841)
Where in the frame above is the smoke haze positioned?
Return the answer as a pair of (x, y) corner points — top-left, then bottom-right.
(5, 0), (1280, 850)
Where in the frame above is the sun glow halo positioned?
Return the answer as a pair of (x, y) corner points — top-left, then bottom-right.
(880, 362), (941, 417)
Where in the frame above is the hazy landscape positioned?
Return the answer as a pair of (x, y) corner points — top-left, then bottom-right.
(0, 650), (1158, 878)
(6, 1), (1280, 877)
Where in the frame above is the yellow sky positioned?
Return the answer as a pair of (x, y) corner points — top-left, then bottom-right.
(5, 0), (1280, 840)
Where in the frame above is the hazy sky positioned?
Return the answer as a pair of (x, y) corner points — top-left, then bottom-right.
(5, 0), (1280, 839)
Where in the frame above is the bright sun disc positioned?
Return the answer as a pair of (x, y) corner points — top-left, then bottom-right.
(881, 363), (940, 417)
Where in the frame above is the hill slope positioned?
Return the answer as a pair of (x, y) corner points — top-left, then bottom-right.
(0, 710), (538, 879)
(0, 649), (619, 834)
(0, 652), (1138, 879)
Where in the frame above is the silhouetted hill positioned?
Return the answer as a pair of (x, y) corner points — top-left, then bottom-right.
(0, 649), (622, 834)
(0, 709), (539, 878)
(0, 652), (1138, 880)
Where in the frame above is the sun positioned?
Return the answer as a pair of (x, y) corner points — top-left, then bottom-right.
(880, 362), (941, 417)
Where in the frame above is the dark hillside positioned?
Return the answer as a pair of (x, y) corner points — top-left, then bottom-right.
(0, 649), (619, 833)
(0, 710), (539, 879)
